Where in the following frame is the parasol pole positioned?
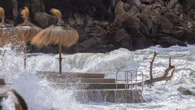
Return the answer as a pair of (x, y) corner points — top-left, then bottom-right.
(58, 42), (62, 74)
(23, 41), (27, 69)
(1, 16), (4, 24)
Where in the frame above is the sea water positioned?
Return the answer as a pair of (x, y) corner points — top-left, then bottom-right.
(0, 44), (195, 110)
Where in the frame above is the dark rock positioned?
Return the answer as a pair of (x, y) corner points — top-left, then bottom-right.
(30, 0), (45, 13)
(178, 87), (195, 96)
(158, 16), (174, 34)
(182, 30), (195, 44)
(140, 0), (155, 4)
(123, 16), (140, 36)
(28, 44), (58, 54)
(112, 29), (133, 49)
(80, 37), (100, 49)
(156, 36), (186, 48)
(1, 0), (195, 53)
(113, 29), (130, 42)
(33, 12), (57, 28)
(132, 36), (153, 50)
(183, 0), (195, 11)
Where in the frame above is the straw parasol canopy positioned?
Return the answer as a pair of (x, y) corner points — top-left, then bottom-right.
(0, 7), (5, 24)
(31, 9), (79, 48)
(16, 7), (42, 69)
(16, 7), (41, 43)
(31, 8), (79, 74)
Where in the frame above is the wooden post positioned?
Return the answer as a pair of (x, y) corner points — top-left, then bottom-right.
(58, 43), (62, 74)
(169, 57), (172, 67)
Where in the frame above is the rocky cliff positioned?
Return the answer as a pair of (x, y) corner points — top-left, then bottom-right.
(1, 0), (195, 53)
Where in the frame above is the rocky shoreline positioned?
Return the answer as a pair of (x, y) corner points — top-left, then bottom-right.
(0, 0), (195, 53)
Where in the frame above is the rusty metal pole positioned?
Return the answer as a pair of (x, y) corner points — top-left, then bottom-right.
(141, 71), (143, 95)
(115, 69), (119, 89)
(136, 70), (137, 90)
(23, 42), (26, 69)
(58, 43), (62, 74)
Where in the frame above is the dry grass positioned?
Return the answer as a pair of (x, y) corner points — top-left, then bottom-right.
(31, 25), (79, 48)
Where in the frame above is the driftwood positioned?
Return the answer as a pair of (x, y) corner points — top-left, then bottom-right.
(135, 52), (175, 86)
(145, 53), (175, 85)
(149, 52), (157, 84)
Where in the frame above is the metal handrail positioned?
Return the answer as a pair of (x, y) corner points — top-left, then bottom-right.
(115, 69), (144, 92)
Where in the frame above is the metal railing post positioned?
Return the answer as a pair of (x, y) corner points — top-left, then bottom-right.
(115, 69), (119, 89)
(141, 71), (144, 95)
(131, 71), (133, 90)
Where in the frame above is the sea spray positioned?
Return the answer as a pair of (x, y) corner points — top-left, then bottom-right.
(1, 91), (19, 110)
(12, 72), (78, 110)
(0, 45), (195, 109)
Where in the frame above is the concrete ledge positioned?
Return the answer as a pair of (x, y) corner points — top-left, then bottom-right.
(46, 78), (116, 83)
(73, 89), (144, 103)
(52, 83), (134, 89)
(37, 71), (105, 78)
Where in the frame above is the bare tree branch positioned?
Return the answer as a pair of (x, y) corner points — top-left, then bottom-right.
(149, 52), (157, 83)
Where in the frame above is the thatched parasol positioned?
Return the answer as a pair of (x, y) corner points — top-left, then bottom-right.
(0, 7), (5, 24)
(0, 7), (16, 46)
(16, 7), (41, 43)
(31, 8), (79, 74)
(16, 7), (42, 69)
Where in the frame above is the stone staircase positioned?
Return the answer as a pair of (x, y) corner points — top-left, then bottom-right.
(37, 71), (145, 103)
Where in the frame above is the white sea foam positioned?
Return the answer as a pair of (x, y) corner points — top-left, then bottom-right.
(0, 44), (195, 110)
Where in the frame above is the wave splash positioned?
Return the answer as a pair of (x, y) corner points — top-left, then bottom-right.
(0, 45), (195, 110)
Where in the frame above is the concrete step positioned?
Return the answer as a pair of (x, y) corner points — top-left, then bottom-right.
(52, 83), (132, 89)
(37, 71), (105, 78)
(47, 78), (116, 84)
(74, 89), (144, 103)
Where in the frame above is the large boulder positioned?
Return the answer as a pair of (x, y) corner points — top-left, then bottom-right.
(182, 30), (195, 44)
(132, 36), (153, 50)
(33, 12), (57, 28)
(156, 36), (186, 47)
(112, 28), (133, 49)
(80, 37), (101, 49)
(30, 0), (45, 13)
